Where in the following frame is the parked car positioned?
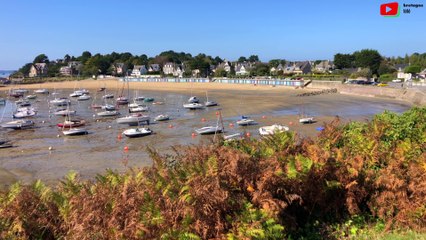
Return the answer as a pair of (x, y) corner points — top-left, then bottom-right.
(392, 79), (402, 83)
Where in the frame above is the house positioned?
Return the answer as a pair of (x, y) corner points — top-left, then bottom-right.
(395, 64), (410, 81)
(131, 65), (147, 77)
(192, 69), (200, 77)
(148, 64), (161, 73)
(235, 63), (251, 76)
(270, 63), (284, 73)
(59, 66), (73, 76)
(416, 68), (426, 82)
(68, 61), (82, 69)
(283, 63), (296, 74)
(216, 61), (232, 72)
(314, 60), (333, 73)
(29, 63), (48, 77)
(113, 63), (127, 76)
(173, 65), (184, 78)
(293, 61), (312, 74)
(163, 62), (175, 75)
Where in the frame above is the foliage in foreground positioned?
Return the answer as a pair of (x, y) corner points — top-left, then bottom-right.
(0, 107), (425, 239)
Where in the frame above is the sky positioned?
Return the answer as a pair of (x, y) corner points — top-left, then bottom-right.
(1, 0), (425, 69)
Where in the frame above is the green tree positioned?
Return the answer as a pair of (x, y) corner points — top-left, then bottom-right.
(47, 63), (62, 77)
(334, 53), (354, 69)
(353, 49), (382, 75)
(33, 54), (49, 64)
(250, 63), (269, 76)
(17, 63), (33, 76)
(404, 65), (421, 74)
(248, 55), (259, 63)
(238, 56), (247, 63)
(214, 68), (227, 77)
(378, 62), (396, 75)
(79, 51), (92, 64)
(64, 54), (71, 63)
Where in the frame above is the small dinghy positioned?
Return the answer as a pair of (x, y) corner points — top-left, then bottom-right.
(54, 109), (76, 116)
(102, 94), (114, 99)
(223, 132), (243, 141)
(50, 98), (71, 106)
(34, 89), (49, 94)
(25, 94), (37, 100)
(116, 96), (129, 105)
(129, 105), (149, 113)
(101, 104), (116, 111)
(116, 114), (150, 125)
(13, 109), (37, 118)
(122, 127), (152, 138)
(188, 96), (199, 103)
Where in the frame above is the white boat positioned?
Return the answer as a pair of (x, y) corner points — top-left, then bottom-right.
(102, 94), (114, 99)
(134, 96), (145, 101)
(128, 102), (139, 108)
(77, 94), (91, 101)
(116, 114), (150, 125)
(50, 98), (71, 106)
(122, 127), (152, 138)
(70, 90), (83, 97)
(54, 109), (76, 116)
(236, 116), (257, 126)
(13, 108), (37, 118)
(101, 104), (116, 111)
(299, 117), (315, 124)
(205, 101), (218, 107)
(97, 110), (120, 117)
(34, 89), (49, 94)
(25, 94), (37, 100)
(80, 89), (90, 95)
(259, 124), (289, 136)
(129, 105), (149, 113)
(195, 126), (223, 135)
(0, 98), (5, 105)
(205, 91), (218, 107)
(223, 132), (243, 141)
(62, 128), (88, 136)
(188, 96), (200, 103)
(154, 114), (169, 121)
(1, 120), (34, 130)
(116, 96), (129, 105)
(183, 103), (204, 109)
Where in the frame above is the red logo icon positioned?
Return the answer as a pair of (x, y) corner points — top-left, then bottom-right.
(380, 2), (399, 16)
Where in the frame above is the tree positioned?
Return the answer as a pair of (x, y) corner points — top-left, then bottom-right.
(214, 68), (227, 77)
(250, 63), (269, 76)
(238, 56), (247, 63)
(47, 64), (62, 77)
(33, 54), (49, 64)
(17, 63), (33, 77)
(334, 53), (354, 69)
(350, 68), (372, 79)
(378, 62), (396, 75)
(353, 49), (382, 75)
(404, 65), (421, 74)
(79, 51), (92, 64)
(64, 54), (71, 63)
(248, 55), (259, 63)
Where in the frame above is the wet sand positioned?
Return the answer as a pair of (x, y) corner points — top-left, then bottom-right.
(0, 79), (413, 188)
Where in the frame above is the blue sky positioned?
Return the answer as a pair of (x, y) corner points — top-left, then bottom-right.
(1, 0), (425, 69)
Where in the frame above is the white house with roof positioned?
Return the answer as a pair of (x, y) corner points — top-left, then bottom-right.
(235, 63), (250, 76)
(148, 64), (161, 72)
(131, 65), (147, 77)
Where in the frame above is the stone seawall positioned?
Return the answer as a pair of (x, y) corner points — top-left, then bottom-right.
(308, 80), (426, 106)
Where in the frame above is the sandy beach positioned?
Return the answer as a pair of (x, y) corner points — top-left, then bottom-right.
(0, 78), (413, 188)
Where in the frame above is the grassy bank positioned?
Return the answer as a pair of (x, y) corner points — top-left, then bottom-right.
(0, 107), (425, 239)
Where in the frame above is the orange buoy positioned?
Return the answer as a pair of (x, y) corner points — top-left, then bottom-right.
(117, 134), (122, 140)
(201, 118), (206, 122)
(215, 111), (219, 115)
(289, 121), (293, 125)
(262, 115), (266, 119)
(168, 124), (174, 128)
(246, 132), (251, 137)
(229, 123), (234, 128)
(191, 132), (197, 138)
(124, 146), (129, 151)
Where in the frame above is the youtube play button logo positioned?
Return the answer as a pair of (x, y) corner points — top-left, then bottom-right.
(380, 2), (400, 16)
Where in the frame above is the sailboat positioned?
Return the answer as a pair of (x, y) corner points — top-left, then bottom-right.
(195, 111), (224, 135)
(259, 124), (289, 136)
(61, 104), (88, 136)
(116, 79), (129, 105)
(204, 91), (218, 107)
(236, 116), (257, 126)
(298, 104), (315, 124)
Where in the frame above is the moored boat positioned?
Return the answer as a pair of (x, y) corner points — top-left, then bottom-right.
(57, 119), (86, 128)
(50, 98), (71, 106)
(54, 109), (76, 116)
(259, 124), (289, 136)
(154, 114), (169, 121)
(1, 120), (34, 130)
(195, 126), (223, 135)
(236, 116), (256, 126)
(77, 94), (91, 101)
(188, 96), (199, 103)
(299, 117), (315, 124)
(183, 103), (204, 110)
(62, 128), (88, 136)
(122, 127), (152, 138)
(97, 110), (120, 117)
(34, 88), (49, 94)
(116, 114), (150, 125)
